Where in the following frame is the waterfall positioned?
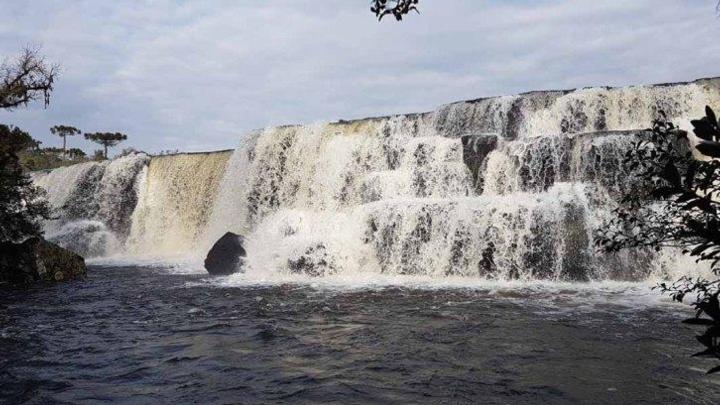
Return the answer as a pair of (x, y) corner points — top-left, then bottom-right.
(32, 153), (149, 257)
(126, 151), (232, 257)
(33, 78), (720, 280)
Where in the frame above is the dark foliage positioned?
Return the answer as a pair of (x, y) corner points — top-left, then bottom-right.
(371, 0), (419, 21)
(66, 148), (86, 159)
(18, 146), (89, 171)
(84, 132), (127, 158)
(0, 124), (51, 242)
(598, 106), (720, 374)
(0, 47), (58, 110)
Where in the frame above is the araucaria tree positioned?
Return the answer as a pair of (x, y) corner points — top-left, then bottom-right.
(0, 124), (51, 242)
(598, 106), (720, 374)
(84, 132), (127, 159)
(50, 125), (81, 155)
(0, 47), (58, 110)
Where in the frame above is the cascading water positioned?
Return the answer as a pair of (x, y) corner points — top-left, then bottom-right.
(126, 151), (232, 257)
(32, 153), (149, 257)
(33, 78), (720, 281)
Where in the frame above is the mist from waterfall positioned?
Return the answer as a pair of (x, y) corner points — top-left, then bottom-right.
(32, 78), (720, 282)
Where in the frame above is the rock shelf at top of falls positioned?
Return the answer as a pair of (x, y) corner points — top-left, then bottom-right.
(31, 77), (720, 282)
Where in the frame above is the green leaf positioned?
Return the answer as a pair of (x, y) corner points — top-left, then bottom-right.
(691, 243), (713, 256)
(660, 163), (682, 187)
(692, 348), (718, 358)
(707, 365), (720, 375)
(676, 192), (697, 203)
(697, 334), (713, 348)
(706, 106), (717, 127)
(697, 141), (720, 158)
(692, 119), (718, 141)
(684, 197), (715, 214)
(683, 318), (715, 325)
(706, 326), (720, 337)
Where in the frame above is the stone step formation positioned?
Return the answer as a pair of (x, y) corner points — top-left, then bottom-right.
(32, 77), (720, 281)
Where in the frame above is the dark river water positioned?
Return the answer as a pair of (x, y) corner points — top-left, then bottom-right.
(1, 265), (720, 404)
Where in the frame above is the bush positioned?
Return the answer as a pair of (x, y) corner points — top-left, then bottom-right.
(0, 124), (51, 242)
(598, 106), (720, 374)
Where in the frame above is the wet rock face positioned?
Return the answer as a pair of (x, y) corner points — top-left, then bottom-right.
(204, 232), (246, 275)
(461, 134), (498, 192)
(287, 243), (337, 277)
(0, 238), (86, 285)
(32, 153), (151, 257)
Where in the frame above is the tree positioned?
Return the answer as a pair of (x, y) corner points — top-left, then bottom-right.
(92, 149), (105, 161)
(66, 148), (86, 159)
(371, 0), (419, 21)
(0, 47), (55, 243)
(0, 124), (51, 242)
(50, 125), (81, 155)
(598, 106), (720, 374)
(84, 132), (127, 159)
(0, 47), (58, 110)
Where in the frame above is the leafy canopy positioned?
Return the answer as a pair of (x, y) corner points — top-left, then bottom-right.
(50, 125), (81, 138)
(84, 132), (127, 147)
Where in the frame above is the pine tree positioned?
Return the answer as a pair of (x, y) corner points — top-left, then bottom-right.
(50, 125), (81, 155)
(84, 132), (127, 159)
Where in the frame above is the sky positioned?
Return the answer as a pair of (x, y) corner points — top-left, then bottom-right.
(1, 0), (720, 155)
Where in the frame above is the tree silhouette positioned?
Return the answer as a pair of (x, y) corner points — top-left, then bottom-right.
(598, 106), (720, 374)
(0, 47), (58, 110)
(66, 148), (86, 159)
(50, 125), (81, 155)
(84, 132), (127, 159)
(0, 124), (51, 242)
(371, 0), (419, 21)
(0, 47), (55, 242)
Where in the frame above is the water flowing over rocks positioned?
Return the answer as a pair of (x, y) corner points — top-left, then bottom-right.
(32, 153), (150, 257)
(32, 78), (720, 281)
(127, 151), (231, 256)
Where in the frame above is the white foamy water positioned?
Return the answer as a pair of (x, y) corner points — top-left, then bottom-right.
(33, 78), (720, 285)
(32, 154), (149, 258)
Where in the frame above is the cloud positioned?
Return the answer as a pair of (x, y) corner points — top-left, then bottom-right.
(1, 0), (719, 154)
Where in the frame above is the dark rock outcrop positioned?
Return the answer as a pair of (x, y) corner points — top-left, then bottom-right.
(0, 238), (87, 285)
(204, 232), (246, 275)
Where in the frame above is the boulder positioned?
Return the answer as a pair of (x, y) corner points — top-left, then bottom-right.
(204, 232), (246, 275)
(0, 237), (87, 285)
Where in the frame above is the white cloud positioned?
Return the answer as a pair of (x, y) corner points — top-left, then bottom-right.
(1, 0), (719, 154)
